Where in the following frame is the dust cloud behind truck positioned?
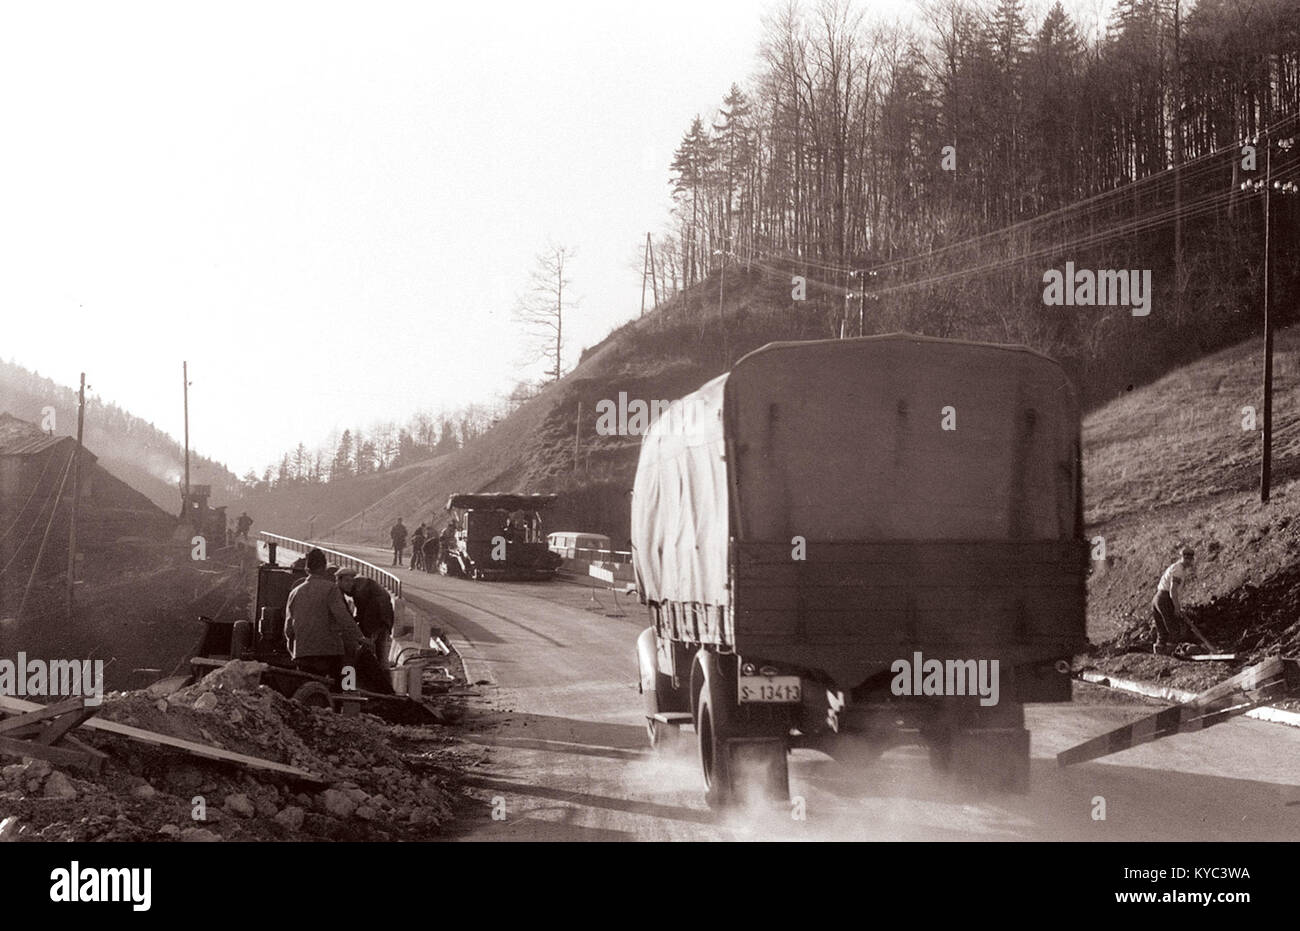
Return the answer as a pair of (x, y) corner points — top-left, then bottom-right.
(631, 334), (1087, 808)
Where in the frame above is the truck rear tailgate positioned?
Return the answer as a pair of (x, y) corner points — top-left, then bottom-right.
(732, 540), (1087, 689)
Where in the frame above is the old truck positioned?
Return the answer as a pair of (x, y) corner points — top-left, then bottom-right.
(437, 493), (564, 581)
(632, 334), (1087, 807)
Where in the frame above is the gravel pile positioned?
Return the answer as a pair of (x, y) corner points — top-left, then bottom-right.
(0, 660), (463, 841)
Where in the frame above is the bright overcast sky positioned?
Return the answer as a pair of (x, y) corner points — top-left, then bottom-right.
(0, 0), (1106, 477)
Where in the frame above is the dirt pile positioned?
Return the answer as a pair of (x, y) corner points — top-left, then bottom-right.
(1100, 558), (1300, 664)
(0, 660), (463, 841)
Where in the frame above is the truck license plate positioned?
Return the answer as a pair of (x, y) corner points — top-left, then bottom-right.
(739, 676), (801, 703)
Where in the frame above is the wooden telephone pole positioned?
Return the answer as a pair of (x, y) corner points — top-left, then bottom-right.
(1261, 140), (1273, 503)
(183, 361), (191, 508)
(65, 373), (86, 617)
(573, 401), (582, 472)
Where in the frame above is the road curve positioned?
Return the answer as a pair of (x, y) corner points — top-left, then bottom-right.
(334, 542), (1300, 841)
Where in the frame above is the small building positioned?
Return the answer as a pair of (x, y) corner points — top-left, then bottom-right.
(0, 413), (174, 612)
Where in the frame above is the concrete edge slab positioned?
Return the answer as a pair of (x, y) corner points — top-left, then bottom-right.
(399, 590), (485, 687)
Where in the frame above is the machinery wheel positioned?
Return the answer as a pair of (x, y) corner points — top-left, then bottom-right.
(291, 681), (332, 709)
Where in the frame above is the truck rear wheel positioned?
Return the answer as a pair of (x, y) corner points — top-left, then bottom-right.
(697, 688), (732, 809)
(697, 680), (790, 809)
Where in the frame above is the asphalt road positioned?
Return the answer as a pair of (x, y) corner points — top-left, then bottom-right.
(332, 542), (1300, 841)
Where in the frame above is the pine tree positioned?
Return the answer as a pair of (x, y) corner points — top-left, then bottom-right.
(332, 429), (354, 482)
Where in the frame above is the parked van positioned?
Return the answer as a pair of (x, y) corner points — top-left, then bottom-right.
(547, 532), (613, 561)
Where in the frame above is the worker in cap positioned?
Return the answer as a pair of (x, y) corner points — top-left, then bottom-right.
(333, 566), (396, 694)
(1151, 546), (1196, 655)
(335, 567), (395, 671)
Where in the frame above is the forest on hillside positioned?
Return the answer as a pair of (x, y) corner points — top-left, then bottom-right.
(256, 0), (1300, 497)
(650, 0), (1300, 397)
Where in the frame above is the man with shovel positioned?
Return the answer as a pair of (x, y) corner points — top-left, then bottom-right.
(1152, 546), (1202, 655)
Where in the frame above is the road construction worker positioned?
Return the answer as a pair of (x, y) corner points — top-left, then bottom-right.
(422, 534), (439, 574)
(235, 511), (253, 540)
(390, 518), (408, 567)
(335, 567), (395, 672)
(285, 548), (365, 686)
(1152, 546), (1196, 654)
(411, 523), (427, 571)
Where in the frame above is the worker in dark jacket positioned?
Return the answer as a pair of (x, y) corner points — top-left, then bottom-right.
(390, 519), (408, 567)
(411, 523), (427, 571)
(422, 534), (439, 574)
(285, 548), (364, 685)
(235, 511), (253, 540)
(335, 567), (395, 668)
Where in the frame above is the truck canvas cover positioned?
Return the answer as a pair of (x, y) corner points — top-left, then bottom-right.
(631, 374), (729, 609)
(632, 334), (1086, 679)
(726, 335), (1079, 544)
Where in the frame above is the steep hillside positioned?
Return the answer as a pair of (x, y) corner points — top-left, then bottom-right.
(232, 455), (448, 541)
(1083, 324), (1300, 655)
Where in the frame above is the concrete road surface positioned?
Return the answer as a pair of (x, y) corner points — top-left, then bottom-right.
(331, 542), (1300, 841)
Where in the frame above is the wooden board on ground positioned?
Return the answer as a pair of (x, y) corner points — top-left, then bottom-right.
(1058, 656), (1298, 766)
(0, 694), (324, 783)
(0, 697), (108, 773)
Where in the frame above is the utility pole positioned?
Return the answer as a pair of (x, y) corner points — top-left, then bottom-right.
(65, 372), (86, 617)
(182, 361), (191, 510)
(1261, 138), (1273, 503)
(1244, 133), (1297, 502)
(574, 401), (581, 472)
(555, 254), (563, 381)
(648, 237), (659, 308)
(714, 250), (729, 364)
(641, 233), (652, 317)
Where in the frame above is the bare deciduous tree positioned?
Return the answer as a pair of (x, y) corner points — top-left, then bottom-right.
(514, 243), (577, 382)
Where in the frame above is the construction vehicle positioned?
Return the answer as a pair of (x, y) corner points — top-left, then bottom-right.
(186, 546), (440, 722)
(179, 484), (228, 547)
(632, 335), (1088, 807)
(437, 493), (563, 581)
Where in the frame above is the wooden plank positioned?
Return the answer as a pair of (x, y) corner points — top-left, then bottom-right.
(1057, 657), (1290, 766)
(734, 564), (1075, 590)
(0, 734), (93, 770)
(35, 706), (99, 746)
(734, 607), (1082, 642)
(0, 697), (85, 734)
(734, 540), (1084, 567)
(0, 695), (323, 782)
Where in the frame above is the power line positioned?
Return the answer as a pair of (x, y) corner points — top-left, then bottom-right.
(0, 443), (60, 546)
(738, 113), (1299, 281)
(0, 447), (74, 581)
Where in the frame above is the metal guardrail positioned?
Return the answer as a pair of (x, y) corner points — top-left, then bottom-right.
(258, 531), (402, 599)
